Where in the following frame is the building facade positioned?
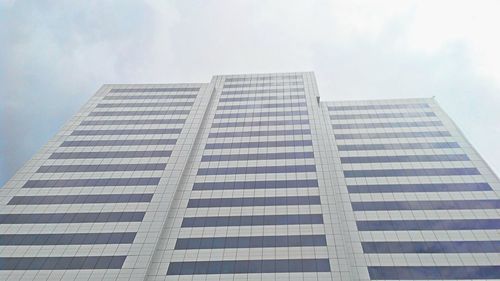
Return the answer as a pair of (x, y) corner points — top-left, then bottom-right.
(0, 72), (498, 280)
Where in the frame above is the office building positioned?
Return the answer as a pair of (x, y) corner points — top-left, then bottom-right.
(1, 72), (498, 280)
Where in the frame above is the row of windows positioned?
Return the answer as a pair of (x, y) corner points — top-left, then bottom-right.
(217, 102), (306, 110)
(80, 119), (186, 126)
(356, 219), (500, 231)
(0, 232), (136, 245)
(166, 258), (330, 275)
(327, 103), (430, 111)
(197, 165), (316, 175)
(335, 131), (451, 140)
(344, 168), (480, 178)
(37, 163), (167, 173)
(201, 152), (314, 162)
(212, 119), (309, 128)
(89, 110), (190, 116)
(332, 121), (442, 130)
(205, 140), (312, 149)
(219, 95), (305, 103)
(192, 179), (318, 190)
(351, 199), (500, 211)
(96, 101), (194, 108)
(109, 87), (199, 93)
(330, 111), (436, 120)
(362, 241), (500, 253)
(103, 94), (197, 100)
(71, 128), (182, 136)
(50, 150), (172, 159)
(174, 235), (327, 249)
(187, 196), (321, 208)
(8, 193), (154, 205)
(340, 154), (469, 164)
(225, 75), (303, 82)
(61, 139), (177, 147)
(368, 266), (500, 280)
(221, 88), (304, 95)
(0, 212), (145, 224)
(213, 110), (308, 119)
(208, 129), (311, 138)
(0, 256), (126, 270)
(22, 177), (161, 188)
(347, 182), (492, 193)
(181, 214), (324, 227)
(337, 142), (460, 151)
(222, 82), (304, 89)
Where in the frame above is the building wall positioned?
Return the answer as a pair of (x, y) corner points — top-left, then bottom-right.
(0, 72), (498, 280)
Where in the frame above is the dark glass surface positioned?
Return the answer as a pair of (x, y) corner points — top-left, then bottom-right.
(347, 182), (491, 193)
(167, 259), (330, 275)
(201, 152), (314, 162)
(71, 128), (181, 136)
(340, 154), (469, 163)
(368, 266), (500, 280)
(212, 119), (309, 128)
(344, 168), (480, 178)
(352, 199), (500, 210)
(9, 193), (154, 205)
(357, 219), (500, 231)
(208, 129), (310, 138)
(187, 196), (320, 208)
(337, 142), (460, 151)
(362, 241), (500, 253)
(205, 140), (312, 149)
(181, 214), (323, 227)
(37, 163), (167, 173)
(175, 235), (327, 249)
(22, 177), (161, 188)
(0, 212), (145, 224)
(50, 151), (171, 159)
(197, 165), (316, 175)
(61, 139), (176, 147)
(0, 232), (136, 245)
(192, 179), (318, 190)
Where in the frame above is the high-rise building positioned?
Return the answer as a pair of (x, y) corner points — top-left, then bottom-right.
(1, 72), (498, 281)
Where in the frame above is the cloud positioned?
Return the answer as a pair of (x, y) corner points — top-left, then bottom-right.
(1, 0), (499, 185)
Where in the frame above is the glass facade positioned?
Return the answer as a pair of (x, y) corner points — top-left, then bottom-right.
(0, 73), (498, 281)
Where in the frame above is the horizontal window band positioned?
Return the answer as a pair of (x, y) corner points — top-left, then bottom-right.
(197, 165), (316, 175)
(217, 102), (307, 110)
(212, 119), (309, 128)
(60, 139), (177, 147)
(337, 142), (460, 151)
(356, 219), (500, 231)
(37, 163), (166, 173)
(332, 121), (443, 129)
(201, 152), (314, 162)
(344, 168), (480, 178)
(221, 88), (304, 95)
(208, 129), (311, 138)
(352, 199), (500, 211)
(71, 128), (182, 136)
(89, 110), (190, 116)
(174, 234), (327, 249)
(368, 266), (500, 280)
(22, 177), (161, 188)
(219, 95), (305, 103)
(328, 103), (430, 111)
(96, 102), (194, 108)
(340, 154), (469, 164)
(50, 150), (172, 159)
(166, 258), (330, 275)
(347, 182), (492, 193)
(192, 179), (318, 190)
(0, 256), (126, 270)
(225, 75), (303, 82)
(362, 240), (500, 253)
(80, 119), (186, 126)
(214, 110), (308, 119)
(335, 131), (451, 139)
(205, 140), (312, 149)
(0, 232), (136, 245)
(109, 87), (199, 93)
(8, 193), (154, 205)
(0, 212), (145, 224)
(181, 214), (324, 227)
(223, 82), (303, 88)
(103, 94), (197, 100)
(187, 196), (321, 208)
(330, 111), (436, 120)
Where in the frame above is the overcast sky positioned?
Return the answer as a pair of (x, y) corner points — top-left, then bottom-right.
(1, 0), (499, 186)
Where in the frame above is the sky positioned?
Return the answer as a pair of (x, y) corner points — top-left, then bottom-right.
(1, 0), (499, 186)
